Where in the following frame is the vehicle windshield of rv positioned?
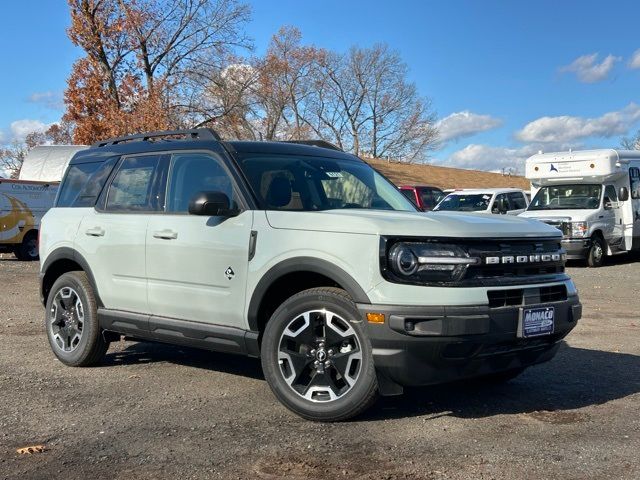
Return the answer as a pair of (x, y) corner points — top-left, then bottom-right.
(433, 193), (491, 212)
(528, 184), (602, 210)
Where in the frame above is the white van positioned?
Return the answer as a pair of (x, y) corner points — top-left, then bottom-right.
(0, 145), (86, 260)
(433, 188), (529, 215)
(520, 149), (640, 267)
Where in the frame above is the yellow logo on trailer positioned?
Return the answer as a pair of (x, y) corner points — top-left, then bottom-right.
(0, 194), (35, 243)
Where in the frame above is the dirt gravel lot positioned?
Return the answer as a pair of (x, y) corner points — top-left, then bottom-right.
(0, 254), (639, 480)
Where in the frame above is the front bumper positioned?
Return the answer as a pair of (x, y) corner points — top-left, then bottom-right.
(561, 238), (591, 260)
(357, 295), (581, 388)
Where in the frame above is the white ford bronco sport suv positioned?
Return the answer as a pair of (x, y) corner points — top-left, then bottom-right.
(39, 129), (581, 421)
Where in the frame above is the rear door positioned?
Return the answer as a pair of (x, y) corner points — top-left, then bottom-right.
(145, 150), (253, 328)
(75, 154), (166, 313)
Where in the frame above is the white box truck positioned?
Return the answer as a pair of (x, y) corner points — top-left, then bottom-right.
(520, 149), (640, 267)
(0, 145), (86, 260)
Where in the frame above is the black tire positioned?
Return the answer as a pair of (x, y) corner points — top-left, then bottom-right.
(45, 271), (108, 367)
(587, 235), (605, 268)
(261, 287), (379, 422)
(14, 231), (39, 261)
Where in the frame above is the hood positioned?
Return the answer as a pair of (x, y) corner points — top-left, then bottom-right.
(266, 209), (561, 238)
(520, 209), (600, 223)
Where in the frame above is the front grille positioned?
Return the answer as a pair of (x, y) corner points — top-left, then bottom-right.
(541, 220), (570, 237)
(488, 289), (524, 308)
(464, 238), (565, 282)
(488, 284), (568, 308)
(540, 285), (567, 303)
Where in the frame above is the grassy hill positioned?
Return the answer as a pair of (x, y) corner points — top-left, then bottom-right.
(366, 158), (529, 190)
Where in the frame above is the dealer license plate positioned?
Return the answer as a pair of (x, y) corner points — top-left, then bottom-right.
(518, 306), (555, 338)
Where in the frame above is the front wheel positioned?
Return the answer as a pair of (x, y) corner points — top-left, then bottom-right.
(587, 236), (605, 268)
(261, 287), (378, 421)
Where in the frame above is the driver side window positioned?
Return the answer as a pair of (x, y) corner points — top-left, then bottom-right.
(165, 153), (238, 213)
(604, 185), (618, 205)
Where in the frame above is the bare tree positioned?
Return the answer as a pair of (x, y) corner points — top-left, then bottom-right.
(621, 131), (640, 150)
(0, 142), (28, 179)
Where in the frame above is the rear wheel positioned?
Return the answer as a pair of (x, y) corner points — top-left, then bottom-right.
(45, 271), (108, 367)
(14, 231), (38, 261)
(261, 287), (378, 421)
(587, 235), (605, 268)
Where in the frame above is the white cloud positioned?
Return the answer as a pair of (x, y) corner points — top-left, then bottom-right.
(435, 144), (535, 175)
(559, 53), (620, 83)
(27, 91), (63, 110)
(516, 103), (640, 144)
(629, 49), (640, 69)
(435, 111), (502, 144)
(4, 119), (52, 143)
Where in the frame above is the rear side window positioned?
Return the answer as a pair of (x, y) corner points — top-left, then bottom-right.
(56, 162), (102, 207)
(508, 192), (527, 210)
(400, 188), (418, 206)
(105, 155), (163, 211)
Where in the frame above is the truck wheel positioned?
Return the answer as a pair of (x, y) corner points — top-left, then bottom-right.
(261, 287), (379, 421)
(45, 271), (109, 367)
(14, 231), (39, 261)
(587, 236), (605, 268)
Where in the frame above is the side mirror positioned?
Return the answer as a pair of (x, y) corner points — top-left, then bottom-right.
(188, 191), (238, 217)
(619, 186), (629, 202)
(603, 197), (612, 210)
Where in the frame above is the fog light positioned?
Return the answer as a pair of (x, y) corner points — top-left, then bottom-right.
(366, 313), (385, 324)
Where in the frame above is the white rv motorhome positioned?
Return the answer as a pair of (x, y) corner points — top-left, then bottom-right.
(520, 149), (640, 267)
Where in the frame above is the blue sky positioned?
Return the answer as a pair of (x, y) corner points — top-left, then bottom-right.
(2, 0), (640, 173)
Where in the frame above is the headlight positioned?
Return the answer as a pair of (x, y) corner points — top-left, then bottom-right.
(570, 221), (588, 238)
(387, 242), (480, 283)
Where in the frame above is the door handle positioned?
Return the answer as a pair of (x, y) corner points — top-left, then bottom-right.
(153, 229), (178, 240)
(85, 227), (105, 237)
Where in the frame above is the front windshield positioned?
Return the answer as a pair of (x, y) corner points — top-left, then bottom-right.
(528, 184), (602, 210)
(434, 193), (492, 212)
(236, 153), (417, 212)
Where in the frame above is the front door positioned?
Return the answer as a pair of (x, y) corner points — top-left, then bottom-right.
(146, 150), (253, 328)
(603, 184), (624, 248)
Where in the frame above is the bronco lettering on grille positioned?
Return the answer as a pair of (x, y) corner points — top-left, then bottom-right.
(485, 253), (562, 264)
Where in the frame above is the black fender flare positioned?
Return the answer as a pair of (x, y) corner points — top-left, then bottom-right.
(40, 247), (103, 307)
(246, 256), (371, 331)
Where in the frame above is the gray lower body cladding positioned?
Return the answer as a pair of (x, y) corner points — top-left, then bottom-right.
(357, 295), (581, 388)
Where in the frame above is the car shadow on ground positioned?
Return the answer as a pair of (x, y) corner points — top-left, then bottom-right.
(104, 341), (640, 421)
(104, 340), (265, 380)
(363, 343), (640, 421)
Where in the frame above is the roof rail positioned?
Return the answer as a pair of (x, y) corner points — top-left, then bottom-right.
(283, 140), (343, 151)
(92, 128), (221, 147)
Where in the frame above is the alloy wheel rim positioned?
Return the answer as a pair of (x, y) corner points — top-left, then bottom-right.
(277, 309), (362, 403)
(593, 243), (603, 262)
(49, 287), (85, 352)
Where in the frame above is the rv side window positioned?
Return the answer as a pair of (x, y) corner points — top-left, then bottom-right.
(56, 162), (102, 207)
(630, 167), (640, 199)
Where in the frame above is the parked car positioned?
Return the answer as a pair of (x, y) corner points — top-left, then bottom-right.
(39, 129), (581, 421)
(434, 188), (529, 215)
(520, 149), (640, 267)
(399, 185), (444, 211)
